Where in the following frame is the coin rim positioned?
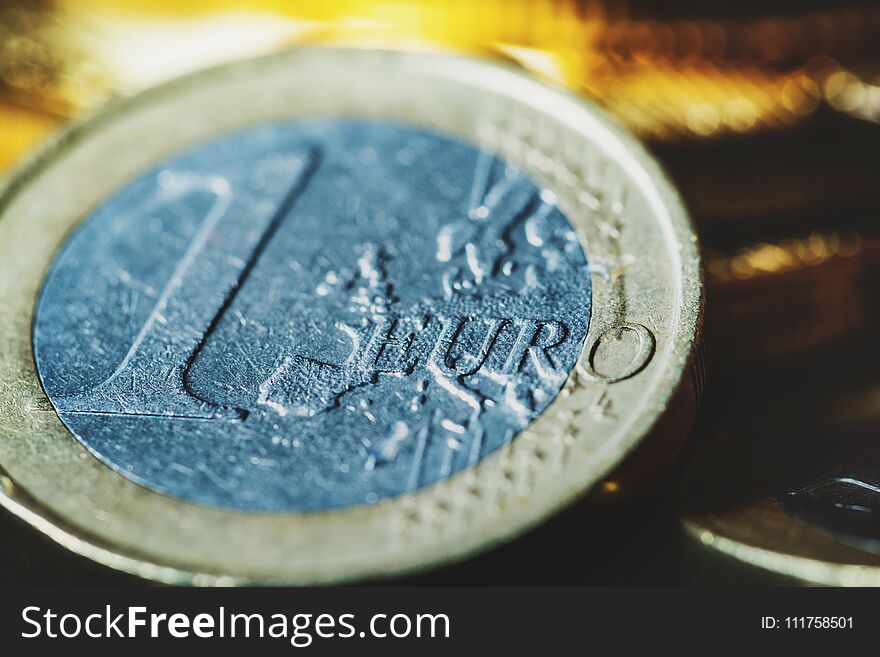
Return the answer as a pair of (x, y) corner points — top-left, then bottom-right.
(685, 504), (880, 586)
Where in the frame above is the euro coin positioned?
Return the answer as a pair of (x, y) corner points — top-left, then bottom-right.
(681, 336), (880, 586)
(0, 47), (702, 583)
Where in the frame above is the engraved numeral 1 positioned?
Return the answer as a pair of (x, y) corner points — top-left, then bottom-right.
(57, 148), (320, 420)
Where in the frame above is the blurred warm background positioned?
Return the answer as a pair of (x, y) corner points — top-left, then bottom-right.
(3, 1), (879, 165)
(4, 2), (880, 296)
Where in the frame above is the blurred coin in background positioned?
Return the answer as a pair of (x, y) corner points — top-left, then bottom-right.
(678, 319), (880, 585)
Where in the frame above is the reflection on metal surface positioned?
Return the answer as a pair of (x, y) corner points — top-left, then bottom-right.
(786, 477), (880, 549)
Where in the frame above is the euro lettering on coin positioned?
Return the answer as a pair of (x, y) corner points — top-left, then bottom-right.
(0, 48), (702, 583)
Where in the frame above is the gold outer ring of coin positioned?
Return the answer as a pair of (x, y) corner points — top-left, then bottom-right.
(685, 504), (880, 587)
(0, 46), (702, 584)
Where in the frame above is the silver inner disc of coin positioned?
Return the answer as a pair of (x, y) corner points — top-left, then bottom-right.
(33, 119), (591, 511)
